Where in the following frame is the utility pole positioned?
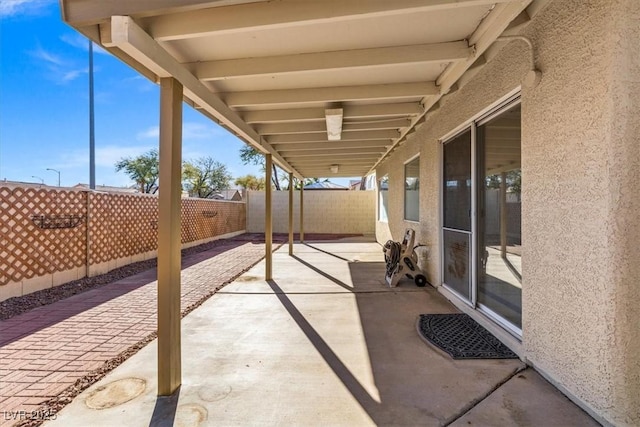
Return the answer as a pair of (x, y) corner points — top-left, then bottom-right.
(46, 168), (61, 186)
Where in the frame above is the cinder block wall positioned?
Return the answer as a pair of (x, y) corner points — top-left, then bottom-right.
(246, 190), (375, 235)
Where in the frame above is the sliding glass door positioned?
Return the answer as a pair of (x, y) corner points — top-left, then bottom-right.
(441, 97), (522, 334)
(442, 129), (472, 301)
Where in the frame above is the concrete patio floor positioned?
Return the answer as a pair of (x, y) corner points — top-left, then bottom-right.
(46, 238), (598, 426)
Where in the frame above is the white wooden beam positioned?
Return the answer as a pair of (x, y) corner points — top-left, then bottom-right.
(244, 103), (422, 123)
(368, 0), (531, 175)
(223, 82), (437, 107)
(144, 0), (516, 41)
(265, 153), (273, 280)
(297, 169), (370, 177)
(299, 185), (304, 242)
(273, 141), (390, 151)
(290, 157), (377, 164)
(291, 159), (376, 166)
(101, 15), (302, 179)
(286, 153), (380, 160)
(257, 119), (411, 135)
(268, 130), (398, 144)
(281, 147), (385, 157)
(157, 77), (183, 396)
(194, 42), (471, 80)
(296, 163), (372, 169)
(61, 0), (268, 25)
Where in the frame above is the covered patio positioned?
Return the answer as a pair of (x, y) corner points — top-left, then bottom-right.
(54, 0), (640, 425)
(59, 0), (544, 399)
(47, 238), (595, 426)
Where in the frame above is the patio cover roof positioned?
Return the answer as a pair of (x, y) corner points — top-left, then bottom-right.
(60, 0), (539, 178)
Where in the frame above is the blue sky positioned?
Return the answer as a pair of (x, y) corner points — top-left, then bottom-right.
(0, 1), (355, 188)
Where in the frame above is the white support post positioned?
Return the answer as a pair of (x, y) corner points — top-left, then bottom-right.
(299, 184), (304, 243)
(265, 154), (273, 280)
(157, 77), (183, 396)
(500, 171), (507, 260)
(288, 172), (293, 256)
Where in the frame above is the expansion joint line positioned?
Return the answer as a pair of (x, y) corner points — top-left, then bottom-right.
(441, 364), (527, 426)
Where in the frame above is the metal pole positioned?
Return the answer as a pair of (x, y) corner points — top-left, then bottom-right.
(47, 168), (60, 186)
(89, 40), (95, 190)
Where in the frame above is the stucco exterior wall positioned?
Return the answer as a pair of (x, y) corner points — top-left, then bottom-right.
(602, 0), (639, 423)
(247, 190), (375, 235)
(375, 1), (639, 425)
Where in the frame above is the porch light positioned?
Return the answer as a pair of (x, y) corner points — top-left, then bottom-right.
(330, 164), (339, 174)
(325, 108), (343, 141)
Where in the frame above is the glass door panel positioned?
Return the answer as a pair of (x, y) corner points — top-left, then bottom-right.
(443, 229), (471, 299)
(442, 129), (472, 301)
(476, 104), (522, 329)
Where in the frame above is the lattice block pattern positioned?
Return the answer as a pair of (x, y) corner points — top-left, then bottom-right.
(0, 187), (87, 285)
(181, 200), (246, 243)
(1, 187), (246, 288)
(88, 193), (158, 265)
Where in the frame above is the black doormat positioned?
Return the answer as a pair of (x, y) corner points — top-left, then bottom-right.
(417, 313), (518, 359)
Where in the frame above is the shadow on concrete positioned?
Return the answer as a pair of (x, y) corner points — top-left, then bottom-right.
(0, 239), (251, 348)
(290, 255), (355, 292)
(280, 243), (525, 425)
(149, 387), (181, 427)
(302, 243), (352, 262)
(266, 279), (393, 424)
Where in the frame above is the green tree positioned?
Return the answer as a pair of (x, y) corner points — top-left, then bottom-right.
(183, 157), (232, 198)
(115, 149), (159, 193)
(239, 145), (281, 190)
(234, 174), (266, 190)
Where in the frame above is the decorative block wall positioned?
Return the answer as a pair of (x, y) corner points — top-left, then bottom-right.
(0, 186), (246, 301)
(246, 190), (375, 234)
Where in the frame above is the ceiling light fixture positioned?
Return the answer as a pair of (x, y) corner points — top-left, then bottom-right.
(325, 108), (343, 141)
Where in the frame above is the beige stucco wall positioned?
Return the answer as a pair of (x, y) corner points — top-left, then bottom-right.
(608, 1), (640, 423)
(247, 190), (375, 235)
(375, 1), (639, 425)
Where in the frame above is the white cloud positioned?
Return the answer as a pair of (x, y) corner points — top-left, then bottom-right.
(0, 0), (54, 17)
(62, 68), (87, 82)
(137, 126), (160, 140)
(185, 122), (230, 140)
(60, 33), (108, 55)
(95, 145), (155, 167)
(30, 45), (66, 66)
(56, 144), (156, 169)
(136, 122), (228, 141)
(29, 45), (87, 84)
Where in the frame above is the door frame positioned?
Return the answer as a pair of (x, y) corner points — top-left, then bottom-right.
(439, 90), (522, 336)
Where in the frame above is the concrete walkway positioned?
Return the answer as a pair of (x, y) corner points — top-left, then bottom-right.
(43, 239), (598, 427)
(0, 237), (273, 426)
